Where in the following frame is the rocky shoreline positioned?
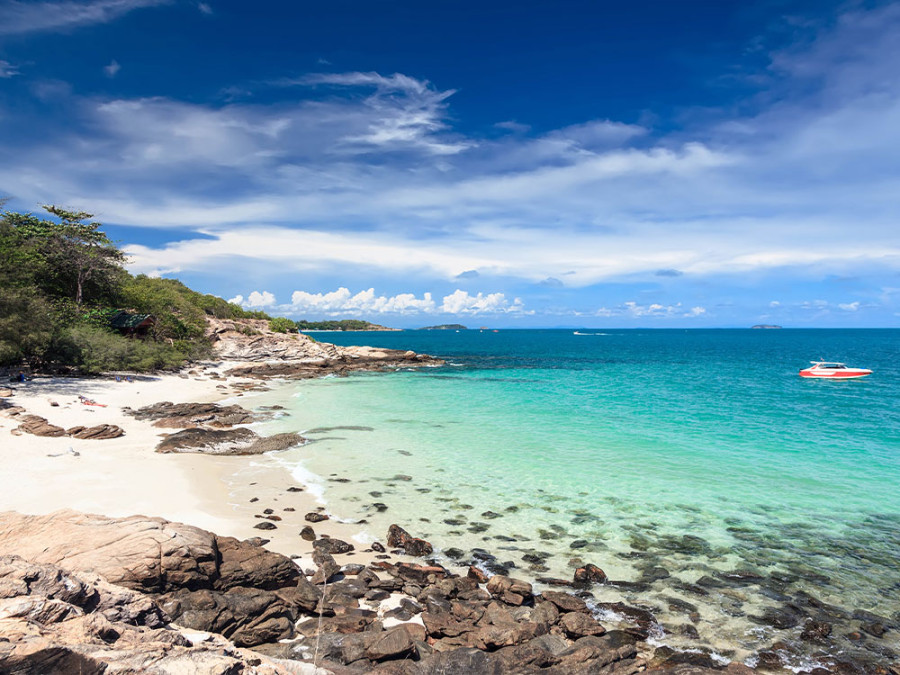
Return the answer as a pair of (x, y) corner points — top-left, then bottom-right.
(1, 322), (897, 674)
(0, 510), (747, 675)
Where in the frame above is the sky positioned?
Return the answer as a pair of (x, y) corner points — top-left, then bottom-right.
(1, 0), (898, 328)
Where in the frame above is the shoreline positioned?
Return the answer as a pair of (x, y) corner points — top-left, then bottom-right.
(0, 364), (401, 575)
(3, 352), (897, 672)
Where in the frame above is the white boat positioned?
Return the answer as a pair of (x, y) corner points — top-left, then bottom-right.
(798, 361), (872, 379)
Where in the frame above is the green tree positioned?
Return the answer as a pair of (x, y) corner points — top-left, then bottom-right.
(37, 206), (127, 305)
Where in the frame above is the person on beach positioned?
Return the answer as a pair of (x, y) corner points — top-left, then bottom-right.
(17, 372), (26, 383)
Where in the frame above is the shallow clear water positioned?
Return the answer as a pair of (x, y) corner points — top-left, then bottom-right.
(256, 329), (900, 665)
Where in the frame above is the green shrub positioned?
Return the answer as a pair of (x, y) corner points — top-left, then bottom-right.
(66, 325), (187, 374)
(268, 317), (297, 333)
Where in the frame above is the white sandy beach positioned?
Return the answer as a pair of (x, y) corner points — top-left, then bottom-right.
(0, 365), (390, 570)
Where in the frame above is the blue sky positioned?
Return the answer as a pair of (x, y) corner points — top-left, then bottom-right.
(1, 0), (898, 327)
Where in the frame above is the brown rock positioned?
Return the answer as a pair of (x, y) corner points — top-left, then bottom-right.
(313, 538), (355, 555)
(559, 611), (607, 638)
(300, 525), (316, 541)
(65, 424), (125, 440)
(305, 512), (330, 523)
(486, 575), (533, 606)
(15, 414), (66, 437)
(365, 625), (416, 661)
(311, 548), (341, 585)
(574, 563), (607, 585)
(540, 590), (589, 613)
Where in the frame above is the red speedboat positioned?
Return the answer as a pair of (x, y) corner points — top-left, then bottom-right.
(799, 361), (872, 379)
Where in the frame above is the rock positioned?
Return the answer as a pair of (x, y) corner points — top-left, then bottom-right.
(313, 538), (355, 555)
(311, 548), (341, 585)
(305, 512), (330, 523)
(559, 611), (607, 638)
(541, 590), (589, 613)
(15, 414), (66, 437)
(125, 401), (259, 428)
(300, 526), (316, 541)
(65, 424), (125, 440)
(365, 625), (416, 661)
(0, 511), (299, 596)
(416, 647), (503, 674)
(254, 521), (277, 530)
(574, 563), (607, 585)
(749, 604), (805, 630)
(468, 566), (490, 584)
(386, 524), (433, 557)
(486, 575), (534, 606)
(800, 619), (833, 642)
(0, 555), (287, 673)
(286, 486), (303, 492)
(156, 427), (304, 455)
(215, 535), (300, 590)
(0, 511), (220, 593)
(159, 586), (296, 647)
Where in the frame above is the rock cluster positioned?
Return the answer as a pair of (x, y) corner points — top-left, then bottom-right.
(0, 510), (764, 675)
(0, 555), (292, 674)
(121, 400), (305, 454)
(9, 413), (124, 440)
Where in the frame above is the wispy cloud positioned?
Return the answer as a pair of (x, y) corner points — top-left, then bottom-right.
(0, 59), (19, 77)
(595, 302), (706, 318)
(103, 59), (121, 78)
(0, 0), (170, 36)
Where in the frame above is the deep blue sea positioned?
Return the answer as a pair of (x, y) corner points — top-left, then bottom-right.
(256, 329), (900, 665)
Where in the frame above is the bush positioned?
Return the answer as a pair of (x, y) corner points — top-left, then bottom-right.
(268, 317), (297, 333)
(66, 325), (187, 374)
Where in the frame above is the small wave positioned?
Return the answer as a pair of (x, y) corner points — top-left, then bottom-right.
(573, 331), (610, 336)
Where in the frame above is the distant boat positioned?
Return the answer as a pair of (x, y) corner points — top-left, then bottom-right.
(573, 331), (608, 336)
(799, 361), (872, 379)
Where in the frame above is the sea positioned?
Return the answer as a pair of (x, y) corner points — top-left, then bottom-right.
(249, 329), (900, 667)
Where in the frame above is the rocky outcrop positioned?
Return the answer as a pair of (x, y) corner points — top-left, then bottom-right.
(0, 511), (313, 650)
(124, 400), (262, 428)
(204, 317), (442, 377)
(0, 555), (293, 674)
(155, 427), (304, 454)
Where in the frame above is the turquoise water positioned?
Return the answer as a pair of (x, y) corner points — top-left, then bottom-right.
(257, 329), (900, 665)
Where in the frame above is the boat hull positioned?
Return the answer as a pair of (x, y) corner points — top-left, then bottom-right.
(799, 369), (872, 379)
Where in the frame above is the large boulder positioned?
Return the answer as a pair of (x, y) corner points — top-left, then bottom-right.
(157, 586), (297, 647)
(155, 428), (304, 455)
(0, 511), (299, 595)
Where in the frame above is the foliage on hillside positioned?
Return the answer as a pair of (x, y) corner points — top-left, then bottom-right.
(0, 205), (268, 373)
(295, 319), (384, 331)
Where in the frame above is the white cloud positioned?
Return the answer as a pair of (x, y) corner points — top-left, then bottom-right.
(197, 2), (212, 14)
(229, 290), (275, 307)
(439, 290), (526, 315)
(838, 301), (860, 311)
(0, 0), (170, 35)
(0, 60), (20, 78)
(275, 287), (527, 316)
(104, 59), (121, 78)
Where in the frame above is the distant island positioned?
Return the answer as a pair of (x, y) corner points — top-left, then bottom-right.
(420, 324), (467, 330)
(751, 324), (782, 329)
